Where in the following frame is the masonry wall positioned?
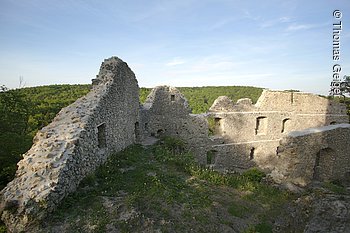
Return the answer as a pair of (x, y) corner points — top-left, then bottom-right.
(271, 124), (350, 186)
(1, 57), (349, 231)
(207, 90), (349, 171)
(0, 57), (139, 232)
(140, 86), (209, 163)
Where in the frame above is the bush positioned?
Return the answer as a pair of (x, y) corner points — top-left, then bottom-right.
(242, 168), (266, 183)
(162, 136), (186, 155)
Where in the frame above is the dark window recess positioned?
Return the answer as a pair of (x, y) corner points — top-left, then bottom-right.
(97, 123), (106, 148)
(255, 116), (267, 135)
(157, 129), (164, 137)
(281, 118), (291, 133)
(330, 121), (337, 125)
(210, 117), (222, 135)
(135, 122), (140, 142)
(249, 147), (255, 160)
(144, 122), (149, 130)
(171, 94), (175, 101)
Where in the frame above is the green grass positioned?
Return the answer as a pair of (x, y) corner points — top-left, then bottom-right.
(244, 222), (273, 233)
(228, 201), (250, 218)
(39, 138), (294, 232)
(323, 181), (347, 195)
(0, 221), (6, 233)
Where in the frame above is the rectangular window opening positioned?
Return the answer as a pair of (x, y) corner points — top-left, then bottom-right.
(255, 116), (267, 135)
(97, 123), (106, 148)
(249, 147), (255, 160)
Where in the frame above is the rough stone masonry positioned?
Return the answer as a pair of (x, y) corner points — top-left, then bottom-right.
(0, 57), (139, 232)
(1, 56), (350, 232)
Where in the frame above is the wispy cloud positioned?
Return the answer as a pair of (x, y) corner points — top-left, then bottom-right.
(279, 17), (292, 23)
(286, 23), (314, 31)
(166, 57), (186, 66)
(206, 17), (237, 31)
(243, 10), (261, 21)
(260, 16), (292, 29)
(165, 56), (244, 74)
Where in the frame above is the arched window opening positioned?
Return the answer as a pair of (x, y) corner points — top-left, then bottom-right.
(281, 118), (291, 133)
(255, 116), (267, 135)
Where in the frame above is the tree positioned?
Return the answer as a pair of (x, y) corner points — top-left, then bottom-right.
(340, 75), (350, 97)
(0, 86), (33, 189)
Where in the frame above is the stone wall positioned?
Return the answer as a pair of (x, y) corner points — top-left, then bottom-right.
(1, 57), (349, 231)
(207, 90), (349, 172)
(140, 86), (209, 163)
(0, 57), (139, 232)
(271, 124), (350, 186)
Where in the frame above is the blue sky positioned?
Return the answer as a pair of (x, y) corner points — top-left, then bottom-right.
(1, 0), (350, 95)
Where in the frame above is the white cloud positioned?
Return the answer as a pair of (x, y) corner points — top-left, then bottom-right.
(243, 10), (261, 21)
(164, 56), (244, 75)
(260, 16), (292, 29)
(286, 24), (314, 31)
(206, 17), (236, 31)
(165, 57), (186, 66)
(279, 17), (292, 23)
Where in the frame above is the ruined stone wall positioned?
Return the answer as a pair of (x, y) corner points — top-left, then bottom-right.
(140, 86), (209, 163)
(271, 124), (350, 186)
(0, 57), (139, 232)
(207, 90), (349, 171)
(1, 56), (349, 231)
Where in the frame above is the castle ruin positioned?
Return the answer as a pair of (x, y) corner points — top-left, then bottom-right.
(1, 57), (349, 232)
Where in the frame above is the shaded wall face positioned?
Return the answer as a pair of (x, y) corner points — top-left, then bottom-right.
(142, 87), (209, 163)
(272, 125), (350, 186)
(0, 58), (140, 232)
(143, 87), (191, 137)
(212, 141), (280, 172)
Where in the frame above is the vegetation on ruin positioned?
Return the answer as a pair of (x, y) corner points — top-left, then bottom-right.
(0, 84), (349, 232)
(0, 84), (349, 190)
(0, 84), (263, 190)
(36, 138), (293, 232)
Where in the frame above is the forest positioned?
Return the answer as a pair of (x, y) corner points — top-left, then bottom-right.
(0, 84), (349, 190)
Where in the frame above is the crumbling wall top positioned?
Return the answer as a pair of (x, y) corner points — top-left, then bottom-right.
(209, 96), (255, 112)
(92, 56), (132, 86)
(210, 90), (348, 114)
(287, 123), (350, 138)
(143, 86), (190, 114)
